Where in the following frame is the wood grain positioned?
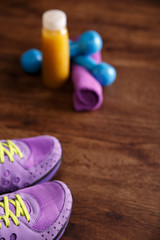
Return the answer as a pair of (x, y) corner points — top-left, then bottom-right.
(0, 0), (160, 239)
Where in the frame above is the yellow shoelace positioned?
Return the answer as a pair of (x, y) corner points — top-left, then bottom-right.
(0, 194), (30, 228)
(0, 140), (23, 164)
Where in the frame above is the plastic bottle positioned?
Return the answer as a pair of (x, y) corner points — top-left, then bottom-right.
(42, 10), (70, 88)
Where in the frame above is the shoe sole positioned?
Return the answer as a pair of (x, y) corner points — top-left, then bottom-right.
(54, 210), (72, 240)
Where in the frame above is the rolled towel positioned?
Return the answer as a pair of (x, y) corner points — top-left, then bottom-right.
(71, 51), (103, 111)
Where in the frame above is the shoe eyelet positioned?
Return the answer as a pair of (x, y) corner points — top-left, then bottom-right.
(10, 233), (17, 240)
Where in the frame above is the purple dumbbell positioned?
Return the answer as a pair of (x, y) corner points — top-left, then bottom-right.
(72, 55), (117, 86)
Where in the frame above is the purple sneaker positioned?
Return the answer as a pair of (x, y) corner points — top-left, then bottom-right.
(0, 181), (73, 240)
(0, 136), (62, 194)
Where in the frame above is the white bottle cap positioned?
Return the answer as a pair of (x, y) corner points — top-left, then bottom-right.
(42, 10), (67, 31)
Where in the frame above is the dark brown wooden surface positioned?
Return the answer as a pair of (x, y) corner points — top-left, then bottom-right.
(0, 0), (160, 239)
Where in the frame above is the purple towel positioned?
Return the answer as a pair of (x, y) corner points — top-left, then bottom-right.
(71, 51), (103, 111)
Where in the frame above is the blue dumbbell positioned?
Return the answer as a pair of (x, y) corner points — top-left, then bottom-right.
(72, 55), (116, 86)
(70, 30), (103, 58)
(20, 49), (42, 74)
(20, 31), (103, 74)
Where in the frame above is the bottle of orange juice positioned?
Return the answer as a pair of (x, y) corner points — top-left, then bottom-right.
(42, 10), (70, 88)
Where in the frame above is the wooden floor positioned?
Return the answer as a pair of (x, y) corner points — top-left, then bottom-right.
(0, 0), (160, 239)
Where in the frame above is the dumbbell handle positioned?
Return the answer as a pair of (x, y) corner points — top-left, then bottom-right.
(72, 55), (116, 86)
(72, 55), (97, 70)
(69, 40), (79, 57)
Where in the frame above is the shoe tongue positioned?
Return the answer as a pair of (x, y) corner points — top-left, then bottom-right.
(0, 205), (4, 215)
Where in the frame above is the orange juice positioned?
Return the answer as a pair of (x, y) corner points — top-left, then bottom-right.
(42, 10), (70, 88)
